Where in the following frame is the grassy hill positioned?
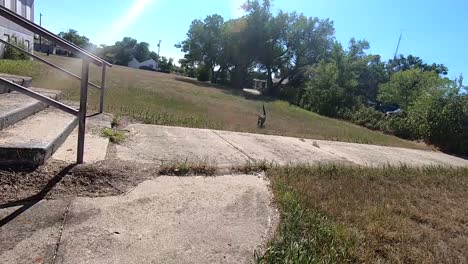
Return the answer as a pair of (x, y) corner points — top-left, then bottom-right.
(0, 54), (430, 150)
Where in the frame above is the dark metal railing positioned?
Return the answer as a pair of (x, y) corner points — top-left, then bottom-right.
(0, 77), (79, 116)
(0, 5), (112, 164)
(0, 39), (102, 90)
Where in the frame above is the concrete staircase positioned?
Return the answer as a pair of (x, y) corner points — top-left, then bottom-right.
(0, 74), (78, 168)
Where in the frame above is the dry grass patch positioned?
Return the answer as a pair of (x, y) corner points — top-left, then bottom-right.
(158, 159), (217, 176)
(261, 165), (468, 263)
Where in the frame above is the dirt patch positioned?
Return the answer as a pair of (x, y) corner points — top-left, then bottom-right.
(0, 160), (159, 204)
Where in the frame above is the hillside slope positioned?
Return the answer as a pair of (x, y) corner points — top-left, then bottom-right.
(0, 54), (430, 150)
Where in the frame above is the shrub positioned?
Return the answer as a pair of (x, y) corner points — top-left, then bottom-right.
(3, 38), (29, 60)
(139, 65), (155, 71)
(196, 66), (210, 82)
(351, 107), (385, 130)
(426, 95), (468, 155)
(385, 116), (416, 139)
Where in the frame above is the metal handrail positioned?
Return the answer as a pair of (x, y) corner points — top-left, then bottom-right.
(0, 5), (111, 67)
(0, 4), (110, 164)
(0, 77), (79, 116)
(0, 39), (101, 90)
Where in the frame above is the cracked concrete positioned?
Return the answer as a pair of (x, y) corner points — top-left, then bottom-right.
(1, 124), (467, 263)
(1, 175), (276, 264)
(114, 124), (468, 167)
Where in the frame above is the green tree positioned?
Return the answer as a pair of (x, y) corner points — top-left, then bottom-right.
(134, 42), (150, 62)
(387, 55), (448, 75)
(284, 13), (335, 88)
(378, 69), (443, 109)
(58, 29), (90, 48)
(176, 14), (225, 83)
(112, 37), (137, 66)
(300, 39), (374, 117)
(221, 17), (254, 88)
(159, 56), (174, 72)
(149, 51), (159, 61)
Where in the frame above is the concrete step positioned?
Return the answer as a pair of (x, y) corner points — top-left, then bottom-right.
(0, 73), (33, 94)
(0, 88), (62, 130)
(0, 107), (78, 168)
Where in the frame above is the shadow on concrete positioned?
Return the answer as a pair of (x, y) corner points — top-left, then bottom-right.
(0, 164), (75, 227)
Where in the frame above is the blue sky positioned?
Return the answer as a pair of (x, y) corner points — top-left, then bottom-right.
(35, 0), (468, 82)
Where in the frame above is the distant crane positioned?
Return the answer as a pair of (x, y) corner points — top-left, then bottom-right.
(394, 32), (403, 59)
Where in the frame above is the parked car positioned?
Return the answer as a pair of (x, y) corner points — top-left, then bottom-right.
(385, 108), (403, 117)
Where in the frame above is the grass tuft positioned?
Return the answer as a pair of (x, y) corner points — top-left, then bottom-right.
(101, 128), (126, 143)
(111, 114), (121, 128)
(158, 159), (217, 176)
(232, 160), (274, 174)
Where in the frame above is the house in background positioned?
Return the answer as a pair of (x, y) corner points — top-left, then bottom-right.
(128, 57), (159, 71)
(252, 78), (288, 91)
(0, 0), (35, 57)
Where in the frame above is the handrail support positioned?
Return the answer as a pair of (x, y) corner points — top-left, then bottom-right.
(99, 65), (107, 113)
(77, 60), (90, 164)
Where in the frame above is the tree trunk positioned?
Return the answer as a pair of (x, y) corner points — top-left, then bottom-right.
(210, 67), (216, 84)
(230, 66), (247, 89)
(266, 66), (273, 95)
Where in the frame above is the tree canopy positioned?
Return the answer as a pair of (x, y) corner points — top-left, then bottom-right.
(58, 29), (91, 49)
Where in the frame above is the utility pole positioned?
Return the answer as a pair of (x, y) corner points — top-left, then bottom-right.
(393, 32), (402, 60)
(39, 13), (43, 51)
(157, 40), (161, 58)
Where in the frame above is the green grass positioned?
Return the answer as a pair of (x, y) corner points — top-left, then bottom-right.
(260, 165), (468, 263)
(101, 128), (126, 143)
(0, 54), (430, 149)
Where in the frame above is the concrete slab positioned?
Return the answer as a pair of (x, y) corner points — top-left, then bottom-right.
(55, 175), (276, 264)
(114, 124), (249, 166)
(316, 140), (468, 167)
(114, 125), (468, 168)
(0, 89), (61, 130)
(0, 74), (32, 94)
(0, 199), (70, 264)
(0, 108), (78, 167)
(53, 114), (112, 164)
(212, 130), (352, 165)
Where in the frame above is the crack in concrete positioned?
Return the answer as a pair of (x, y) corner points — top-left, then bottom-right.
(51, 200), (71, 264)
(210, 130), (255, 162)
(308, 142), (360, 166)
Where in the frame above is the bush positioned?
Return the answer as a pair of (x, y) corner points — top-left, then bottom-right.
(426, 96), (468, 155)
(384, 116), (416, 139)
(139, 65), (155, 71)
(196, 66), (210, 82)
(351, 107), (385, 130)
(3, 38), (29, 60)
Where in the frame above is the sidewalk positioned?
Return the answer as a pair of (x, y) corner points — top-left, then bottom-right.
(114, 124), (468, 168)
(0, 175), (276, 264)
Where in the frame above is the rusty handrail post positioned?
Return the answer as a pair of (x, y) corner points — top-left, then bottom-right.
(77, 60), (90, 164)
(99, 64), (107, 113)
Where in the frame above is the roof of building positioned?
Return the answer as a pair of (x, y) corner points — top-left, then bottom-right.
(253, 78), (289, 84)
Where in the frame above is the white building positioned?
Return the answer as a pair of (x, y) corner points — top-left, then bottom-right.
(128, 57), (159, 71)
(0, 0), (35, 57)
(253, 78), (289, 91)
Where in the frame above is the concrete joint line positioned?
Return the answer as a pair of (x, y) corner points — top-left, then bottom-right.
(316, 147), (359, 166)
(52, 200), (71, 264)
(210, 130), (255, 162)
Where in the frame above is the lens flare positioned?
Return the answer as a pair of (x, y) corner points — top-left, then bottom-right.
(96, 0), (157, 44)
